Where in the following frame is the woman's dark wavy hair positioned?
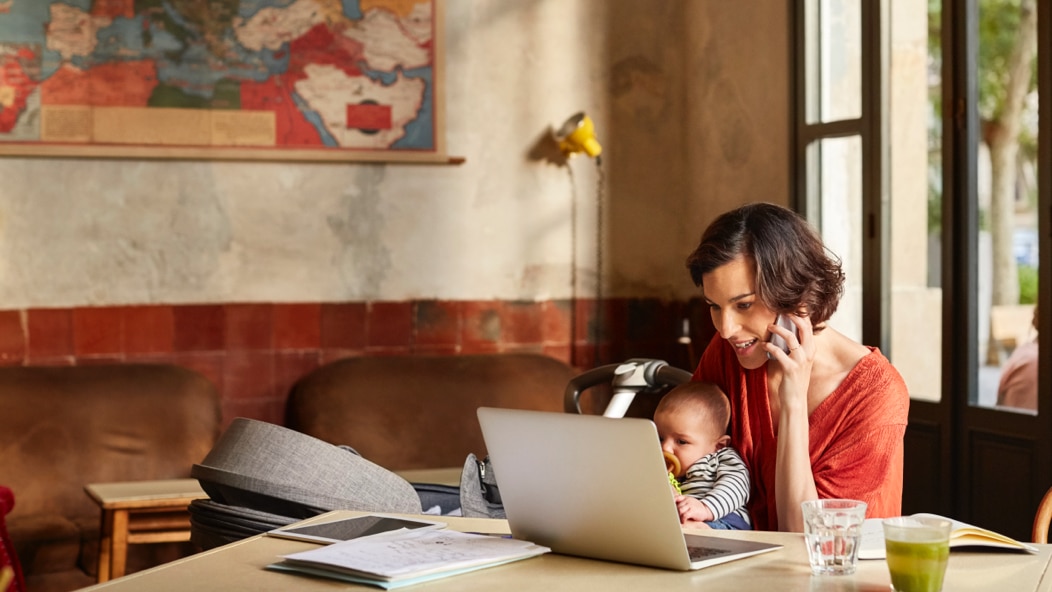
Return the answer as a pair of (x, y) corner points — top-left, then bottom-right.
(685, 202), (845, 328)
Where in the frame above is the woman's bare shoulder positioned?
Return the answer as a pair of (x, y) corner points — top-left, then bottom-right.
(811, 328), (873, 394)
(825, 327), (872, 368)
(810, 329), (904, 417)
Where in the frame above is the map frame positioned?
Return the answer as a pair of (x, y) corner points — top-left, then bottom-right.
(0, 0), (447, 164)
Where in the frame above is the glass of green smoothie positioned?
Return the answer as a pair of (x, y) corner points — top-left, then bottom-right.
(882, 516), (952, 592)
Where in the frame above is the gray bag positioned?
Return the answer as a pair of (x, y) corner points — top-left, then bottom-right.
(459, 453), (505, 519)
(192, 418), (421, 520)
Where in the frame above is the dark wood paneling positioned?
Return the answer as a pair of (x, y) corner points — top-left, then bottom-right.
(903, 419), (945, 516)
(967, 428), (1037, 541)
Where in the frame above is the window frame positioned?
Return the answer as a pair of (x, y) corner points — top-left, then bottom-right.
(793, 0), (889, 353)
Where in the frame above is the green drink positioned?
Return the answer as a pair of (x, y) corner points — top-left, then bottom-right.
(883, 517), (952, 592)
(885, 538), (949, 592)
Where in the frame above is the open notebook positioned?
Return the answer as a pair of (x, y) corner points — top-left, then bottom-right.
(476, 407), (781, 571)
(859, 513), (1039, 559)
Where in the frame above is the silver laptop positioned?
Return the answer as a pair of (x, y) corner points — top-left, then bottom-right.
(476, 407), (782, 571)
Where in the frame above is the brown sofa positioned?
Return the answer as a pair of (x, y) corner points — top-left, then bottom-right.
(0, 364), (221, 592)
(285, 353), (586, 470)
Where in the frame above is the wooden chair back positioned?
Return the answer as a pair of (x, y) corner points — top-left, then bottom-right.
(1032, 485), (1052, 543)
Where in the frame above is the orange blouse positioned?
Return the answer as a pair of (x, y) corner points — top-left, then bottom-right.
(693, 334), (910, 531)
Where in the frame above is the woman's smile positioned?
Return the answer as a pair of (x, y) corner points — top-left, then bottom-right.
(731, 337), (757, 351)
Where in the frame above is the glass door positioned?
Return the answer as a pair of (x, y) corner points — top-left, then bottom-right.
(888, 0), (943, 405)
(890, 0), (1047, 538)
(797, 0), (1050, 537)
(974, 0), (1039, 413)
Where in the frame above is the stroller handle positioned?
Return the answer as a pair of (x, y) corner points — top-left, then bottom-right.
(563, 358), (692, 415)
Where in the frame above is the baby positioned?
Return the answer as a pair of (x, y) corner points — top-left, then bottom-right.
(654, 381), (751, 530)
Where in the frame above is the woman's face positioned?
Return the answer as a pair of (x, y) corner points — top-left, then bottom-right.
(701, 255), (778, 370)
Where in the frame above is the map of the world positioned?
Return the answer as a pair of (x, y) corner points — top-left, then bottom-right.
(0, 0), (441, 160)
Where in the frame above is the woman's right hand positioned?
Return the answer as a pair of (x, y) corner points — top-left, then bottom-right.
(767, 313), (814, 413)
(767, 313), (820, 532)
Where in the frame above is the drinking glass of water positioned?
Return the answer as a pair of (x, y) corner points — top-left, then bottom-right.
(801, 499), (867, 575)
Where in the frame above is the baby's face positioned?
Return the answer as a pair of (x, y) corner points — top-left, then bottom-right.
(654, 408), (724, 476)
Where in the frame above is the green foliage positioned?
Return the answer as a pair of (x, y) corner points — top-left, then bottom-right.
(927, 0), (941, 60)
(1018, 264), (1038, 304)
(977, 0), (1037, 119)
(926, 1), (1038, 239)
(927, 186), (941, 235)
(927, 1), (943, 236)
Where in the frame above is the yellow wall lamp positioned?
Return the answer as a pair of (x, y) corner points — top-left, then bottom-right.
(552, 112), (602, 162)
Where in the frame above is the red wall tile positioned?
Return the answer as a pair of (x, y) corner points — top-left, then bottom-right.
(498, 343), (545, 355)
(224, 350), (276, 400)
(366, 301), (411, 348)
(364, 345), (412, 357)
(225, 303), (274, 351)
(173, 305), (226, 351)
(27, 308), (73, 359)
(459, 340), (500, 355)
(26, 356), (76, 367)
(123, 305), (174, 353)
(319, 349), (358, 365)
(1, 297), (681, 427)
(413, 300), (461, 346)
(0, 310), (25, 364)
(169, 351), (226, 394)
(410, 344), (459, 355)
(461, 301), (501, 346)
(320, 302), (366, 350)
(123, 352), (179, 365)
(273, 303), (321, 349)
(499, 301), (544, 345)
(542, 300), (573, 345)
(76, 355), (127, 365)
(73, 307), (124, 355)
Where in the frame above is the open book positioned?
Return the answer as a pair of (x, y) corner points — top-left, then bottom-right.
(267, 528), (549, 589)
(858, 513), (1039, 560)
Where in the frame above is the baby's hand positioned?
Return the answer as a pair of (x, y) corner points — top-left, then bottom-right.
(674, 495), (715, 524)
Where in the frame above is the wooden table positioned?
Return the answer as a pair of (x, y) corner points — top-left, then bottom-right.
(77, 510), (1052, 591)
(84, 479), (208, 583)
(394, 467), (462, 486)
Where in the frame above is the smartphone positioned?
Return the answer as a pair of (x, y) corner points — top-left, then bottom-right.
(767, 314), (799, 359)
(267, 514), (445, 544)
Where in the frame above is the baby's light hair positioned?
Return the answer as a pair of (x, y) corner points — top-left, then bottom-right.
(656, 381), (730, 434)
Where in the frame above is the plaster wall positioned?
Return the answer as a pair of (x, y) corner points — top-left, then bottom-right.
(0, 1), (790, 310)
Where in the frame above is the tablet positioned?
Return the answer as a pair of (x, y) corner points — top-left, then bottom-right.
(267, 514), (445, 544)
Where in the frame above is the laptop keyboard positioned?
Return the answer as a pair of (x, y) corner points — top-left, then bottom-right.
(688, 545), (732, 561)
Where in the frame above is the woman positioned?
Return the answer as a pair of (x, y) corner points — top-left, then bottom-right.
(685, 202), (909, 532)
(996, 302), (1038, 411)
